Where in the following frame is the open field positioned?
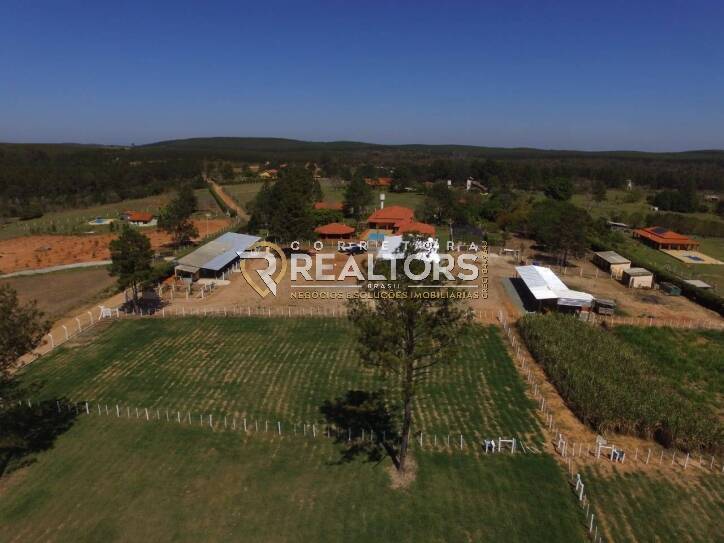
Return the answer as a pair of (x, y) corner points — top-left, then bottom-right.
(0, 218), (231, 274)
(222, 182), (267, 211)
(18, 318), (542, 443)
(193, 187), (225, 215)
(0, 267), (116, 321)
(612, 326), (723, 411)
(0, 194), (173, 240)
(319, 179), (425, 210)
(0, 317), (595, 541)
(583, 465), (723, 543)
(0, 416), (585, 542)
(699, 237), (724, 262)
(571, 189), (651, 221)
(0, 187), (224, 241)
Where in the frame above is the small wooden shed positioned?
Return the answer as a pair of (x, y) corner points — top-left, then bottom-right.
(622, 267), (653, 289)
(593, 251), (631, 279)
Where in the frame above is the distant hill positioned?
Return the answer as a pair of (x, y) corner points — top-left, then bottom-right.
(142, 137), (724, 161)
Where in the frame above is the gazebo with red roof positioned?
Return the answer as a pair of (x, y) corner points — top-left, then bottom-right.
(315, 222), (355, 240)
(633, 226), (699, 250)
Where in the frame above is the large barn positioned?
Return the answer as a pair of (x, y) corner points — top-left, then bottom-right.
(174, 232), (260, 281)
(514, 265), (594, 313)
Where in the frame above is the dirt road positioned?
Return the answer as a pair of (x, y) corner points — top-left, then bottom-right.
(206, 177), (249, 221)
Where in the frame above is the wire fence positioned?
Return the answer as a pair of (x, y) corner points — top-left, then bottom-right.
(2, 398), (539, 458)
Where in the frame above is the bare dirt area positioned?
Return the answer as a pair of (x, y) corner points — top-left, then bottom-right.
(0, 219), (230, 273)
(0, 267), (117, 321)
(559, 255), (721, 322)
(160, 248), (511, 323)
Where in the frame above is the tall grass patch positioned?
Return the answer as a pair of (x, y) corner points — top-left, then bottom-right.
(518, 314), (721, 452)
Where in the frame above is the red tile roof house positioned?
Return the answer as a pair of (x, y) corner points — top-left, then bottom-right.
(313, 201), (344, 211)
(364, 177), (393, 187)
(314, 222), (355, 239)
(367, 205), (415, 230)
(366, 206), (435, 236)
(633, 226), (700, 250)
(122, 211), (155, 225)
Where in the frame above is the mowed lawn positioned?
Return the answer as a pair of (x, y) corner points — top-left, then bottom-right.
(583, 465), (723, 543)
(17, 317), (543, 444)
(0, 417), (585, 543)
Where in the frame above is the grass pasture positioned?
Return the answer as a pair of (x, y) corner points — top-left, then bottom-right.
(0, 316), (596, 541)
(223, 182), (267, 211)
(583, 465), (723, 543)
(0, 416), (585, 542)
(18, 317), (543, 444)
(0, 188), (225, 241)
(0, 267), (116, 320)
(612, 326), (723, 411)
(319, 179), (425, 210)
(0, 194), (172, 240)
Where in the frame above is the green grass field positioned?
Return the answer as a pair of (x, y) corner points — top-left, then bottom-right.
(0, 317), (595, 541)
(0, 416), (585, 542)
(612, 326), (723, 411)
(0, 194), (172, 239)
(571, 189), (650, 221)
(222, 182), (267, 210)
(18, 318), (542, 444)
(0, 189), (224, 240)
(583, 465), (723, 543)
(319, 179), (425, 210)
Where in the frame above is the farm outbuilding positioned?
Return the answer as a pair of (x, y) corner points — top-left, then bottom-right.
(593, 251), (631, 279)
(621, 267), (653, 289)
(174, 232), (260, 281)
(514, 265), (594, 313)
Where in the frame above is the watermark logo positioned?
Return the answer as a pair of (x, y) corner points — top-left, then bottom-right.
(238, 241), (287, 297)
(239, 238), (489, 300)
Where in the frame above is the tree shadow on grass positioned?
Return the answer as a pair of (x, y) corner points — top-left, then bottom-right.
(320, 390), (400, 468)
(0, 395), (79, 478)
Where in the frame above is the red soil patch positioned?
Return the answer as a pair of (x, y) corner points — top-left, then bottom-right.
(0, 219), (231, 273)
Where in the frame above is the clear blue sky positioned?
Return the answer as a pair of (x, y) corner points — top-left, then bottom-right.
(1, 0), (723, 151)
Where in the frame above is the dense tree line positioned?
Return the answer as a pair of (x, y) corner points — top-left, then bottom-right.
(0, 146), (203, 219)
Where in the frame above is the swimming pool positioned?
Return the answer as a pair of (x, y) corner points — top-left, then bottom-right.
(367, 232), (386, 242)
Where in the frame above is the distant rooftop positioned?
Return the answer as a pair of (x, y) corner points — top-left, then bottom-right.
(594, 251), (631, 265)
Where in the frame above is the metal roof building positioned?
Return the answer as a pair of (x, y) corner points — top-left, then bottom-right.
(593, 251), (631, 266)
(515, 265), (594, 311)
(175, 232), (260, 278)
